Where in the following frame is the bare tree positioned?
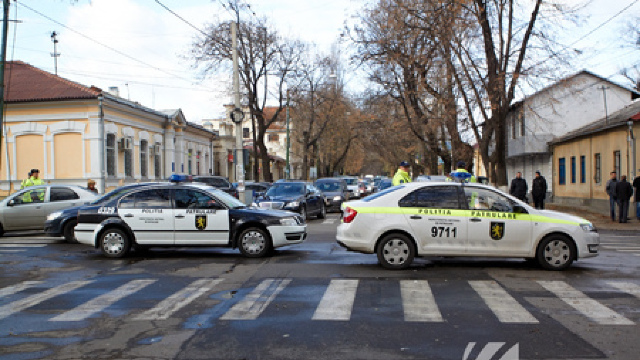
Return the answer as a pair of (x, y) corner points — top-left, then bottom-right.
(191, 1), (306, 182)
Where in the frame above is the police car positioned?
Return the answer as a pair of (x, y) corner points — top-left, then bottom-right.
(336, 181), (599, 270)
(74, 175), (307, 258)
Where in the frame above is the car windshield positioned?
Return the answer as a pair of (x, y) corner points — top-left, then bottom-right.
(266, 183), (305, 196)
(361, 185), (403, 202)
(209, 188), (246, 208)
(316, 182), (341, 192)
(343, 178), (357, 185)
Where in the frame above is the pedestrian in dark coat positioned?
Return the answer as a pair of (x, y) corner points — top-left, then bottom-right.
(531, 171), (548, 209)
(606, 171), (618, 221)
(633, 175), (640, 220)
(615, 175), (633, 223)
(509, 172), (528, 202)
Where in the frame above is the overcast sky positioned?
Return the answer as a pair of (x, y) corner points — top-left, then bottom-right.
(6, 0), (640, 123)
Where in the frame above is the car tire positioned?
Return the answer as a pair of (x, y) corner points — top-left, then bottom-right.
(317, 203), (326, 219)
(63, 220), (78, 244)
(238, 227), (272, 258)
(99, 228), (131, 258)
(536, 235), (575, 270)
(300, 206), (307, 221)
(377, 233), (415, 270)
(0, 223), (4, 237)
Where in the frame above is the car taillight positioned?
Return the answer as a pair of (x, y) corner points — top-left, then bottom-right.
(343, 206), (357, 223)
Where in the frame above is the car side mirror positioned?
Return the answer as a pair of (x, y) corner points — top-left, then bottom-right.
(7, 199), (14, 206)
(513, 205), (528, 214)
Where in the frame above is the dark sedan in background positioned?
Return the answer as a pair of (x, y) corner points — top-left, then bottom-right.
(314, 177), (350, 212)
(253, 181), (325, 220)
(192, 175), (238, 198)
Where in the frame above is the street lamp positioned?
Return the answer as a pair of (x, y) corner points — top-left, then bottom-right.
(285, 89), (291, 179)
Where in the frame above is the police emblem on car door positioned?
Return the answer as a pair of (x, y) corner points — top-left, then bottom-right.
(490, 222), (505, 240)
(195, 215), (207, 230)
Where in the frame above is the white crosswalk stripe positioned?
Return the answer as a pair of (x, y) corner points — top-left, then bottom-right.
(400, 280), (443, 322)
(537, 281), (634, 325)
(313, 279), (358, 321)
(134, 278), (223, 320)
(51, 279), (156, 322)
(0, 280), (92, 320)
(220, 278), (291, 320)
(469, 281), (539, 323)
(0, 281), (43, 298)
(0, 244), (47, 247)
(606, 281), (640, 300)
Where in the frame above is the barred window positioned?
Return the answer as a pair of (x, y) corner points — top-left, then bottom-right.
(188, 149), (193, 175)
(124, 139), (133, 178)
(140, 140), (148, 177)
(106, 134), (116, 176)
(594, 153), (601, 184)
(154, 144), (162, 178)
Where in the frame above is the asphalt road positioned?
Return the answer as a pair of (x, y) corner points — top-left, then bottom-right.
(0, 215), (639, 360)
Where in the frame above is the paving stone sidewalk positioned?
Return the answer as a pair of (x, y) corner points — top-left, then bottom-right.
(546, 203), (640, 233)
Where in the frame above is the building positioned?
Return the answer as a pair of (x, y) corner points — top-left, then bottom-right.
(549, 99), (640, 214)
(505, 70), (639, 197)
(0, 61), (217, 195)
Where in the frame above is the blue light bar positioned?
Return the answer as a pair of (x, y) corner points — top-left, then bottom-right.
(450, 171), (472, 182)
(169, 174), (192, 183)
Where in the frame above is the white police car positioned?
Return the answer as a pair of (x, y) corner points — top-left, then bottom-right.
(75, 175), (306, 258)
(336, 181), (599, 270)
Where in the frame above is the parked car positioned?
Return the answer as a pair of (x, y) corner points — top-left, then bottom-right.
(314, 178), (350, 212)
(0, 185), (98, 236)
(253, 181), (326, 220)
(192, 176), (238, 198)
(341, 176), (360, 198)
(45, 182), (159, 243)
(416, 175), (449, 182)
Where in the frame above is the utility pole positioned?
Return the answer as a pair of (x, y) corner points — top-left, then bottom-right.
(285, 89), (290, 179)
(231, 21), (246, 203)
(600, 85), (609, 124)
(50, 31), (60, 75)
(0, 0), (11, 170)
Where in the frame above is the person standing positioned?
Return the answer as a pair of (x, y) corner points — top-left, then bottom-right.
(22, 169), (45, 188)
(605, 171), (618, 221)
(392, 161), (412, 186)
(449, 161), (476, 183)
(87, 179), (98, 193)
(633, 175), (640, 221)
(20, 170), (33, 189)
(531, 171), (548, 209)
(509, 172), (528, 202)
(616, 175), (633, 223)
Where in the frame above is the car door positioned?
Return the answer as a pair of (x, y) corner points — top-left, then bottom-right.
(173, 188), (230, 245)
(3, 187), (47, 230)
(306, 185), (322, 214)
(117, 188), (174, 245)
(47, 187), (82, 214)
(463, 186), (532, 255)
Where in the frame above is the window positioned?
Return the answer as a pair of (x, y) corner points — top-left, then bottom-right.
(580, 155), (586, 184)
(154, 144), (162, 178)
(106, 134), (116, 177)
(50, 187), (79, 202)
(268, 134), (279, 142)
(464, 187), (516, 212)
(188, 149), (193, 175)
(559, 158), (566, 185)
(398, 186), (461, 209)
(124, 138), (133, 178)
(243, 128), (250, 139)
(118, 188), (172, 209)
(511, 117), (516, 139)
(594, 153), (601, 184)
(197, 151), (201, 175)
(12, 188), (46, 205)
(174, 189), (225, 210)
(571, 156), (576, 184)
(520, 116), (525, 136)
(614, 151), (621, 180)
(140, 140), (148, 177)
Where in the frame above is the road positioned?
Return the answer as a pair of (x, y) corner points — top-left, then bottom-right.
(0, 214), (639, 360)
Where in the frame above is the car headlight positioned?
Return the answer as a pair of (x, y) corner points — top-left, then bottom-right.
(279, 217), (299, 226)
(47, 211), (64, 221)
(251, 202), (258, 207)
(285, 201), (299, 208)
(333, 196), (342, 201)
(580, 223), (596, 232)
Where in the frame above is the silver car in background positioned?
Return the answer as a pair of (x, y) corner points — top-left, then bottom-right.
(0, 185), (98, 236)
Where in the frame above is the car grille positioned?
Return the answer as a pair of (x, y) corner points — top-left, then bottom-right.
(258, 201), (285, 210)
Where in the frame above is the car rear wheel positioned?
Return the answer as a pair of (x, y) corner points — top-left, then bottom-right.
(377, 233), (415, 270)
(63, 220), (78, 244)
(99, 228), (131, 258)
(537, 235), (575, 270)
(238, 227), (272, 258)
(317, 203), (326, 219)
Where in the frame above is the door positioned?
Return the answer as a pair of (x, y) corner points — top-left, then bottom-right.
(47, 187), (81, 214)
(400, 185), (468, 255)
(305, 185), (322, 214)
(173, 188), (230, 245)
(3, 188), (47, 230)
(463, 186), (532, 255)
(117, 188), (174, 244)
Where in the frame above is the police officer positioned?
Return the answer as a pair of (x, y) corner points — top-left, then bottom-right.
(449, 161), (476, 183)
(20, 170), (33, 189)
(392, 161), (412, 186)
(22, 169), (45, 188)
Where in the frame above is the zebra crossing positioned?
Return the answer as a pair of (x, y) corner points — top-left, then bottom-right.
(0, 277), (638, 327)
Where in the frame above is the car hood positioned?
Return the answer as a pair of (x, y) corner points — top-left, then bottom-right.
(259, 195), (302, 202)
(322, 191), (343, 197)
(534, 209), (589, 224)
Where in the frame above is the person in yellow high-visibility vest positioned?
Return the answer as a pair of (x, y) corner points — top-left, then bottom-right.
(21, 169), (45, 203)
(392, 161), (412, 186)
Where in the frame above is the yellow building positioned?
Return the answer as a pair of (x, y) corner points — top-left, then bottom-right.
(550, 99), (640, 214)
(0, 61), (217, 195)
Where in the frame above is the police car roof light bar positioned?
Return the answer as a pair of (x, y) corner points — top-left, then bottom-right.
(169, 174), (192, 183)
(450, 171), (472, 183)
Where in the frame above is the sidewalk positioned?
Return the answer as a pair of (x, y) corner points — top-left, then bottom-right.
(546, 203), (640, 233)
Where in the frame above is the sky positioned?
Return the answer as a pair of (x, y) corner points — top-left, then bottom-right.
(4, 0), (640, 124)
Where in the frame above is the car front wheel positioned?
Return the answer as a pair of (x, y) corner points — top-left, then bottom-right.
(63, 220), (78, 244)
(238, 227), (272, 258)
(537, 235), (575, 270)
(317, 203), (326, 219)
(377, 233), (415, 270)
(99, 228), (131, 258)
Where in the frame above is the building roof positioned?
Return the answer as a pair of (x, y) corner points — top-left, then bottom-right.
(4, 61), (101, 102)
(549, 99), (640, 145)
